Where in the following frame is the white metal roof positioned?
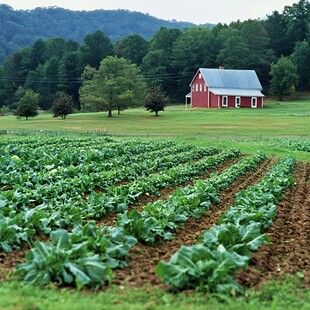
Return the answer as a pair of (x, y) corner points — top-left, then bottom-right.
(201, 68), (263, 90)
(190, 68), (263, 91)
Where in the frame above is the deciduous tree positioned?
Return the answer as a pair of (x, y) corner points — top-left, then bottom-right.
(52, 92), (74, 119)
(79, 56), (146, 117)
(15, 89), (39, 119)
(144, 86), (168, 117)
(270, 56), (298, 101)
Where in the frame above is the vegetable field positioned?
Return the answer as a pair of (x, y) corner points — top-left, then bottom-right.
(0, 137), (309, 295)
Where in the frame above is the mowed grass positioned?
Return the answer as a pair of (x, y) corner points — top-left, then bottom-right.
(1, 99), (309, 137)
(1, 96), (309, 161)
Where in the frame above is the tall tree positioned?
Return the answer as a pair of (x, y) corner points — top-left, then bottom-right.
(240, 20), (275, 85)
(45, 37), (66, 60)
(2, 48), (31, 107)
(172, 27), (218, 99)
(283, 0), (310, 52)
(114, 34), (149, 66)
(79, 31), (114, 69)
(291, 40), (310, 90)
(79, 56), (147, 117)
(270, 56), (298, 101)
(217, 29), (250, 69)
(264, 11), (289, 57)
(15, 89), (39, 119)
(58, 51), (82, 108)
(141, 27), (182, 101)
(24, 64), (51, 109)
(29, 39), (46, 70)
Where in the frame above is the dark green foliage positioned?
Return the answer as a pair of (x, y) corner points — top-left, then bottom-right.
(291, 40), (310, 90)
(52, 92), (74, 119)
(0, 5), (198, 62)
(78, 31), (114, 69)
(15, 89), (39, 120)
(114, 34), (149, 66)
(144, 86), (168, 116)
(15, 222), (137, 289)
(270, 57), (298, 100)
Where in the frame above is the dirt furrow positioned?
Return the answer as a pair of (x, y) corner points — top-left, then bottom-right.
(111, 157), (276, 288)
(236, 162), (310, 289)
(96, 157), (241, 227)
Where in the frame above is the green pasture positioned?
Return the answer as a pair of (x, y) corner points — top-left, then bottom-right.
(1, 99), (309, 137)
(1, 96), (309, 161)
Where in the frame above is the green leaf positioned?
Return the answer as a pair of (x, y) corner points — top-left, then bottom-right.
(50, 229), (71, 250)
(64, 262), (91, 288)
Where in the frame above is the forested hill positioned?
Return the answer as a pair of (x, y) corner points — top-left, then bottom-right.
(0, 4), (213, 62)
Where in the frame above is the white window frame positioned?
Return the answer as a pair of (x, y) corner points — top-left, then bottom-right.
(251, 97), (257, 108)
(222, 96), (228, 107)
(199, 73), (202, 79)
(235, 96), (241, 108)
(196, 84), (198, 91)
(204, 84), (206, 92)
(192, 85), (195, 92)
(200, 84), (202, 92)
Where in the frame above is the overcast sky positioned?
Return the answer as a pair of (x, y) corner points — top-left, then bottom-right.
(3, 0), (297, 24)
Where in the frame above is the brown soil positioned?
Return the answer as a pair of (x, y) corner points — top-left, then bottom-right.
(110, 157), (278, 288)
(96, 157), (241, 227)
(235, 161), (310, 289)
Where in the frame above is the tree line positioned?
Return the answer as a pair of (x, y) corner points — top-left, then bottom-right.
(0, 4), (200, 63)
(0, 0), (309, 117)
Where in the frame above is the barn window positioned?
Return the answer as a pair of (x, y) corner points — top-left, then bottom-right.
(200, 84), (202, 91)
(199, 73), (202, 79)
(196, 84), (198, 91)
(251, 97), (257, 108)
(222, 96), (228, 107)
(235, 97), (241, 108)
(204, 84), (206, 91)
(192, 85), (195, 92)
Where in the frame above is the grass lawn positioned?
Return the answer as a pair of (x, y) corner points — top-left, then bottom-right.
(1, 99), (309, 137)
(0, 277), (309, 310)
(1, 96), (309, 161)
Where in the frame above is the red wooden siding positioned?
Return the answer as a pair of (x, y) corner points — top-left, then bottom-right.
(209, 92), (218, 108)
(191, 73), (209, 107)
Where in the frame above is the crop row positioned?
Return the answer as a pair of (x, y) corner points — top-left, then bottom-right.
(156, 156), (296, 294)
(276, 138), (310, 152)
(0, 138), (188, 181)
(118, 152), (267, 245)
(0, 146), (230, 253)
(1, 143), (217, 198)
(15, 152), (267, 288)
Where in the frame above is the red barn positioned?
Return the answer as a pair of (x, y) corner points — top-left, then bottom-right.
(186, 68), (264, 108)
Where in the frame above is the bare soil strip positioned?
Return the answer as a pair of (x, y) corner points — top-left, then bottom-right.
(111, 157), (276, 288)
(236, 162), (310, 289)
(96, 157), (241, 227)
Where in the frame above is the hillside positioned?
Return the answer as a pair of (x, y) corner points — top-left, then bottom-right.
(0, 4), (213, 62)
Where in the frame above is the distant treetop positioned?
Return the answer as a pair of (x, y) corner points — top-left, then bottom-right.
(0, 6), (214, 63)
